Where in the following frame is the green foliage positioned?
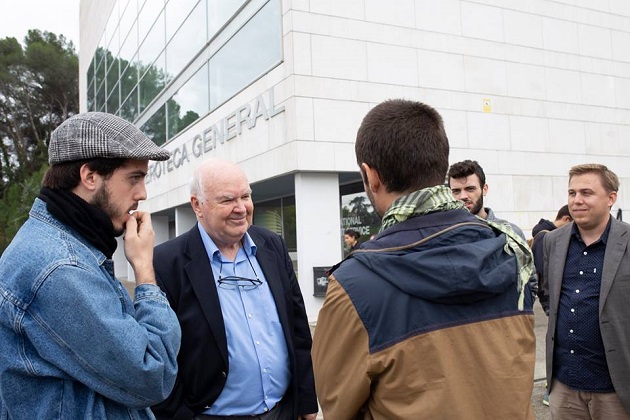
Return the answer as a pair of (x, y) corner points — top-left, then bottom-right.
(341, 193), (380, 241)
(0, 30), (78, 253)
(0, 165), (47, 254)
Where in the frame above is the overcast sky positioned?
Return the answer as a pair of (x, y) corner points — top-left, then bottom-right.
(0, 0), (80, 48)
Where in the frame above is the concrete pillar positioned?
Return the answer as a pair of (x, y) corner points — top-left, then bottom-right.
(175, 206), (197, 236)
(153, 215), (170, 246)
(294, 173), (343, 322)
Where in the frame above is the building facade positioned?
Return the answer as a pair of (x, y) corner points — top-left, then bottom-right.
(79, 0), (630, 320)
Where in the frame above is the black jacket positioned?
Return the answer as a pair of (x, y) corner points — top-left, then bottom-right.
(151, 225), (317, 419)
(532, 218), (555, 236)
(530, 219), (556, 314)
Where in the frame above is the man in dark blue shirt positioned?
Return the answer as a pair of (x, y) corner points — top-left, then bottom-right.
(543, 164), (630, 419)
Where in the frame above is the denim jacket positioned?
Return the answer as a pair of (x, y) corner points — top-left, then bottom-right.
(0, 199), (181, 419)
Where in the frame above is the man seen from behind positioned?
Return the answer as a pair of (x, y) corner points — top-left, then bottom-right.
(312, 99), (536, 419)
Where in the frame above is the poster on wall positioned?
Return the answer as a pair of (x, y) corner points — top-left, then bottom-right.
(313, 266), (331, 297)
(340, 192), (380, 256)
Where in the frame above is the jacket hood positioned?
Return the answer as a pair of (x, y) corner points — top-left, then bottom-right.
(532, 218), (556, 236)
(348, 228), (517, 305)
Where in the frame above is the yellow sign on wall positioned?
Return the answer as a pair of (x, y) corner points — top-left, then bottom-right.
(482, 98), (492, 113)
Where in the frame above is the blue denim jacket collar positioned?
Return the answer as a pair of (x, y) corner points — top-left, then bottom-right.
(30, 197), (108, 265)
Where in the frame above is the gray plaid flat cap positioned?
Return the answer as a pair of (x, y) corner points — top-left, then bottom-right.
(48, 112), (170, 165)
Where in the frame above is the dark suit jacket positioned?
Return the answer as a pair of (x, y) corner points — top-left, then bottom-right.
(151, 224), (318, 419)
(544, 218), (630, 413)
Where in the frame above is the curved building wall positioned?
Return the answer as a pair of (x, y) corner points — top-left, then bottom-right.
(80, 0), (630, 321)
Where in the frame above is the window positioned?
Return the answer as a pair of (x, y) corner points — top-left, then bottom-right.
(118, 0), (137, 49)
(105, 2), (120, 53)
(209, 0), (281, 109)
(87, 82), (95, 112)
(165, 0), (200, 41)
(120, 86), (139, 121)
(87, 59), (96, 111)
(119, 21), (138, 71)
(139, 51), (167, 112)
(141, 103), (167, 145)
(208, 0), (246, 40)
(165, 0), (207, 79)
(106, 57), (119, 98)
(167, 63), (209, 139)
(86, 0), (282, 148)
(95, 80), (106, 112)
(106, 82), (120, 114)
(94, 42), (107, 80)
(138, 9), (165, 74)
(254, 196), (297, 252)
(138, 0), (164, 45)
(120, 54), (139, 104)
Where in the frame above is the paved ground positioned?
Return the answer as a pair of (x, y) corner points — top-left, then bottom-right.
(532, 379), (551, 420)
(532, 303), (552, 420)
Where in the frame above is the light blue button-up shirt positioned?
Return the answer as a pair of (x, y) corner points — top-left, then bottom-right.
(199, 224), (290, 415)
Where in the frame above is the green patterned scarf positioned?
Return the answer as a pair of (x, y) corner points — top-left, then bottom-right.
(379, 185), (533, 310)
(379, 185), (464, 231)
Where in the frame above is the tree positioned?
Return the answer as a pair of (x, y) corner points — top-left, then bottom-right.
(341, 192), (380, 240)
(0, 28), (194, 253)
(0, 30), (78, 254)
(0, 165), (47, 251)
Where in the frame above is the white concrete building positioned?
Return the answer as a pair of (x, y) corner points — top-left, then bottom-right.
(79, 0), (630, 321)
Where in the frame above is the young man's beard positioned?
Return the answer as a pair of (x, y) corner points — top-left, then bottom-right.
(91, 183), (125, 237)
(470, 196), (483, 216)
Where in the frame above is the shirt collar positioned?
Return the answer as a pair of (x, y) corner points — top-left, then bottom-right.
(197, 222), (257, 262)
(571, 216), (612, 245)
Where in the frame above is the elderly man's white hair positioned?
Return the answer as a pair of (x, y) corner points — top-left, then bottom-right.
(189, 158), (250, 202)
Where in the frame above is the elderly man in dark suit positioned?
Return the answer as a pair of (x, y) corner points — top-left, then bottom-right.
(543, 163), (630, 419)
(151, 158), (318, 420)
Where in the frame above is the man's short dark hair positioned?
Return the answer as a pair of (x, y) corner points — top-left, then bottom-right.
(344, 229), (359, 240)
(355, 99), (449, 193)
(42, 158), (128, 190)
(447, 160), (486, 187)
(555, 205), (570, 221)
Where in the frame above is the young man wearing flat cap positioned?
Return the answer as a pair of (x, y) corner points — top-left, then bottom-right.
(0, 112), (182, 419)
